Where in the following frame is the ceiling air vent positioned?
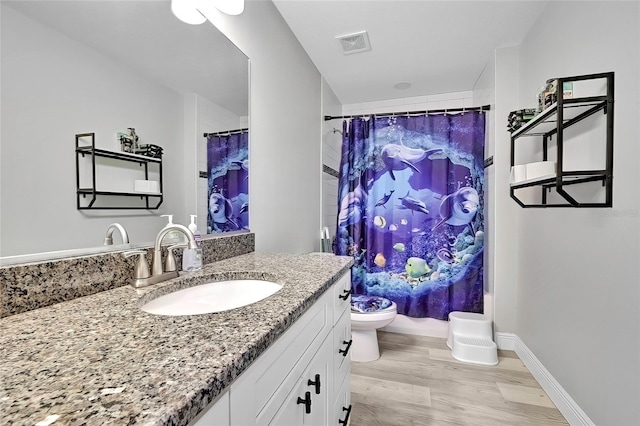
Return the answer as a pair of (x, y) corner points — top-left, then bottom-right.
(336, 31), (371, 55)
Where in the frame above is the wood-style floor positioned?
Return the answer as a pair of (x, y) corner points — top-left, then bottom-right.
(350, 331), (569, 426)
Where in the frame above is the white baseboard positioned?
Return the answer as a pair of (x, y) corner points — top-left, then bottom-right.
(495, 333), (595, 426)
(495, 331), (516, 351)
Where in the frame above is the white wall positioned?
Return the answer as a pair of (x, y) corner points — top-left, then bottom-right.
(321, 79), (342, 243)
(196, 0), (322, 254)
(0, 4), (185, 256)
(472, 57), (496, 325)
(514, 2), (640, 425)
(490, 46), (521, 335)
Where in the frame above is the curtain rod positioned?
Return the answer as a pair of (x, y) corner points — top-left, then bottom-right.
(203, 128), (248, 137)
(324, 104), (491, 121)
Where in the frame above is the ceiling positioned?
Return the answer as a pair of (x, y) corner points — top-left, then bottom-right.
(4, 0), (249, 116)
(273, 0), (548, 104)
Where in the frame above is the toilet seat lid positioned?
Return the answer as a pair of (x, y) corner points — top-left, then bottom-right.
(351, 295), (393, 313)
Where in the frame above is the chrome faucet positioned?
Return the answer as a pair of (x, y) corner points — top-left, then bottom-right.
(104, 223), (130, 245)
(123, 224), (198, 288)
(152, 224), (198, 276)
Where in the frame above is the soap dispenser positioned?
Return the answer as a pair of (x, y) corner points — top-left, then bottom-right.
(188, 215), (202, 242)
(161, 215), (187, 244)
(182, 214), (203, 271)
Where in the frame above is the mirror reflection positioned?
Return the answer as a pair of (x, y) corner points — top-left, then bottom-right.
(205, 130), (250, 233)
(0, 0), (249, 260)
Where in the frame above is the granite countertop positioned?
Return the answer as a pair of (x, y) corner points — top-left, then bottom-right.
(0, 252), (353, 425)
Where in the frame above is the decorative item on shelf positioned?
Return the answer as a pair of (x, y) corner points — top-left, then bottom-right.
(134, 144), (163, 159)
(537, 79), (574, 112)
(119, 137), (133, 153)
(118, 128), (139, 153)
(562, 81), (574, 99)
(507, 108), (537, 133)
(129, 128), (139, 150)
(537, 79), (557, 112)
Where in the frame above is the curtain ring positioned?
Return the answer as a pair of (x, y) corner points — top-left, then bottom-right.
(462, 106), (466, 115)
(444, 108), (448, 116)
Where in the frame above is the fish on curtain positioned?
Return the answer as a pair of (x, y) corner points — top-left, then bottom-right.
(206, 131), (250, 233)
(335, 112), (485, 320)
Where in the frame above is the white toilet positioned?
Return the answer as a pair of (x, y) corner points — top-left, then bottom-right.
(350, 295), (397, 362)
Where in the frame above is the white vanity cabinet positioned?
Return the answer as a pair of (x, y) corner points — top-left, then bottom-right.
(332, 273), (353, 426)
(333, 374), (351, 426)
(192, 271), (352, 426)
(270, 335), (333, 425)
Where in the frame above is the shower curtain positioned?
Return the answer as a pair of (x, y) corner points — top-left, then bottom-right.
(334, 112), (485, 319)
(206, 131), (249, 233)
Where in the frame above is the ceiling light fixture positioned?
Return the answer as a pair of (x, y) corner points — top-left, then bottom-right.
(394, 81), (412, 90)
(214, 0), (245, 16)
(171, 0), (206, 25)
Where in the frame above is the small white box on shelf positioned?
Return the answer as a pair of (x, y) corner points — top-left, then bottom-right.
(526, 161), (556, 181)
(509, 165), (527, 184)
(510, 161), (556, 186)
(134, 180), (160, 194)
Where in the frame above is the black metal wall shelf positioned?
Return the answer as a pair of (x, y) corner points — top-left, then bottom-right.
(76, 145), (162, 164)
(510, 72), (614, 208)
(75, 133), (163, 210)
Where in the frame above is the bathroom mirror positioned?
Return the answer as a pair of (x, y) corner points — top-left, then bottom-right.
(0, 0), (249, 262)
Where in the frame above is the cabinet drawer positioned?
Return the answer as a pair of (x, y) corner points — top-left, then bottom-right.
(230, 290), (332, 425)
(332, 371), (352, 426)
(332, 272), (351, 325)
(333, 308), (351, 392)
(298, 334), (332, 426)
(269, 376), (306, 426)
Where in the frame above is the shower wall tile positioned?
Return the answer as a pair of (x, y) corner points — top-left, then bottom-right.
(323, 174), (339, 240)
(322, 133), (341, 171)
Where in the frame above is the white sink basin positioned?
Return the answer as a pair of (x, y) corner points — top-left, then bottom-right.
(140, 279), (282, 316)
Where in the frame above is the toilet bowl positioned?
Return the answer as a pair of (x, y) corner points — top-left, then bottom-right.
(350, 295), (397, 362)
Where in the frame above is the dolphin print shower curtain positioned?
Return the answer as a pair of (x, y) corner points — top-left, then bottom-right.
(335, 112), (485, 319)
(206, 131), (249, 233)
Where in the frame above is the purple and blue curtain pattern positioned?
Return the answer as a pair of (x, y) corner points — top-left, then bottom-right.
(335, 112), (485, 319)
(206, 131), (249, 233)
